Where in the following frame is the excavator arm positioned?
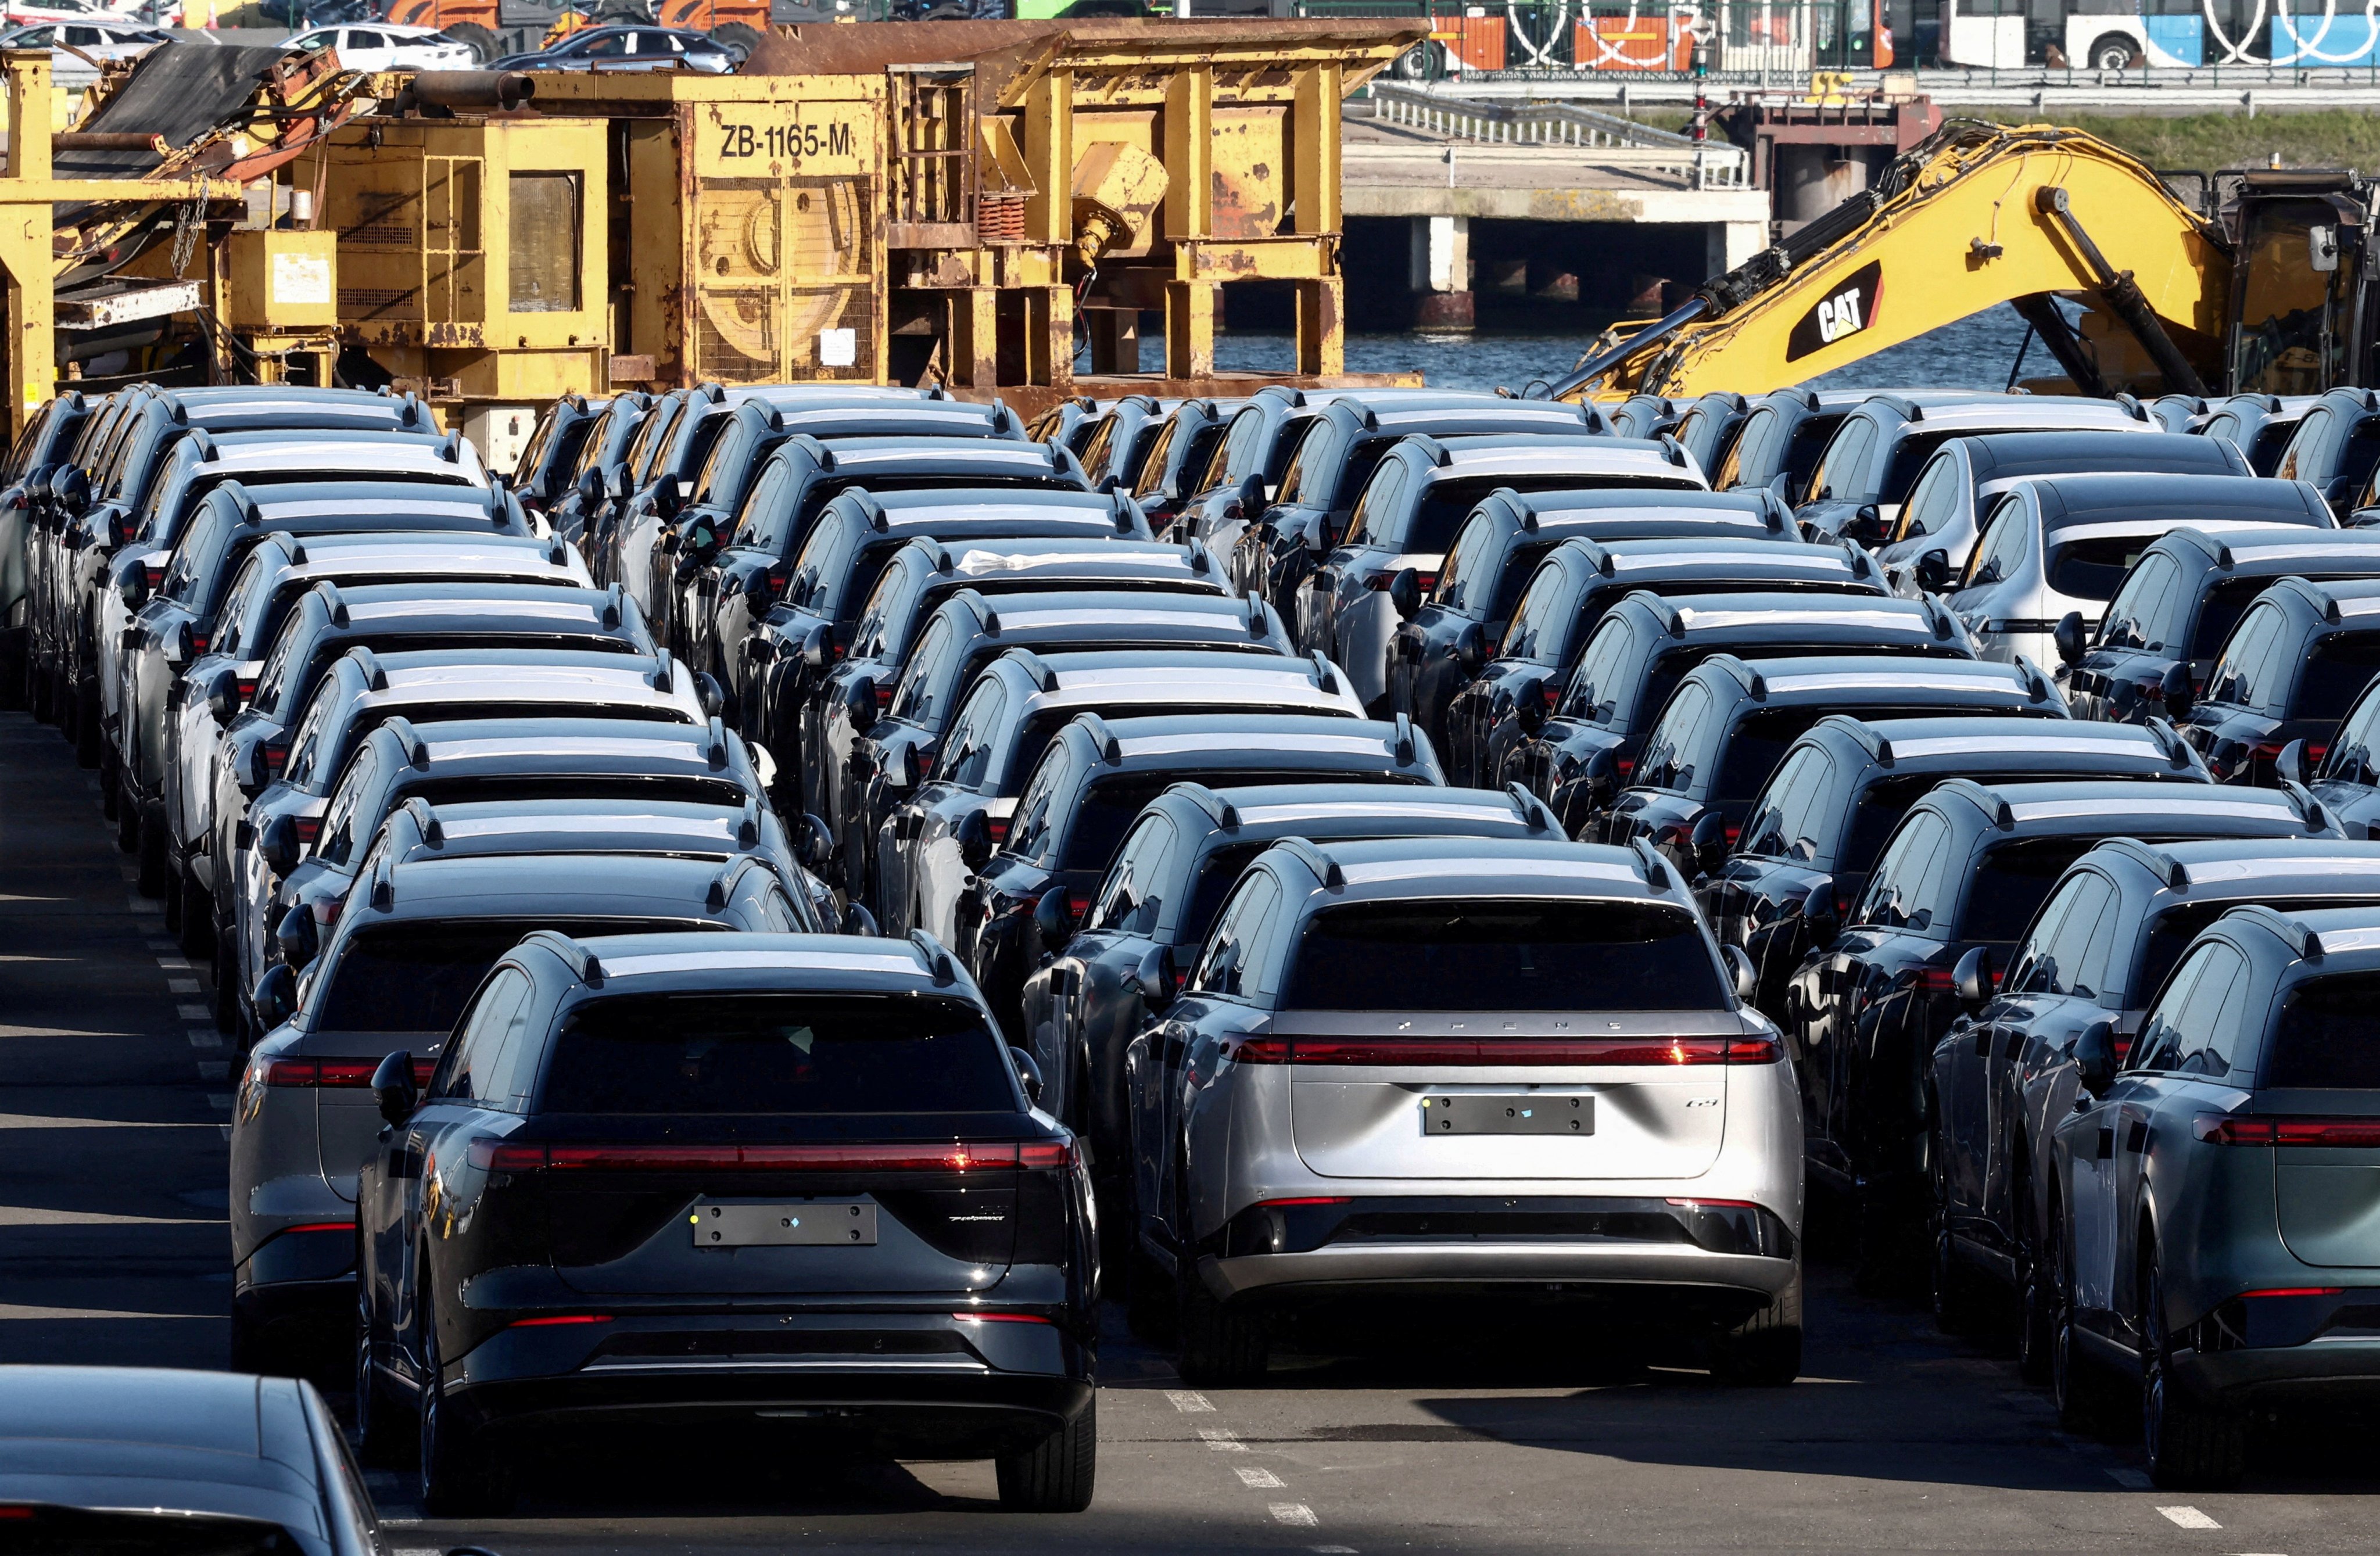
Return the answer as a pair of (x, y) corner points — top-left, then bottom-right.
(1556, 120), (2232, 401)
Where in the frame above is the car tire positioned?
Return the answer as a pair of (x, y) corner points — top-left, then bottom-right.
(994, 1395), (1096, 1512)
(2016, 1249), (2056, 1385)
(1175, 1256), (1267, 1385)
(74, 686), (103, 768)
(178, 866), (214, 958)
(135, 806), (166, 897)
(114, 779), (139, 855)
(417, 1288), (514, 1518)
(1711, 1261), (1802, 1385)
(1930, 1225), (1989, 1336)
(353, 1270), (413, 1468)
(2142, 1259), (2246, 1489)
(2049, 1203), (2121, 1432)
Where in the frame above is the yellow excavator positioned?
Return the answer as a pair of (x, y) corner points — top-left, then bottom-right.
(1555, 119), (2364, 403)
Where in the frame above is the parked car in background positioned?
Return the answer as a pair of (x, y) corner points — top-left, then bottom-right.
(279, 21), (479, 67)
(2194, 392), (2317, 476)
(489, 23), (741, 70)
(2175, 577), (2380, 783)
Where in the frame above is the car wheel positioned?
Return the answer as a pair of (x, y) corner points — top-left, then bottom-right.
(2049, 1200), (2116, 1432)
(74, 685), (103, 768)
(114, 778), (140, 855)
(417, 1287), (514, 1517)
(2016, 1192), (2054, 1384)
(135, 805), (167, 896)
(177, 866), (214, 958)
(1929, 1160), (1988, 1336)
(994, 1394), (1096, 1512)
(1711, 1260), (1803, 1385)
(353, 1264), (414, 1468)
(1174, 1250), (1267, 1385)
(2142, 1257), (2246, 1488)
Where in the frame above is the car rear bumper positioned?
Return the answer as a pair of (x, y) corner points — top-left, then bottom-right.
(438, 1313), (1094, 1454)
(2178, 1338), (2380, 1408)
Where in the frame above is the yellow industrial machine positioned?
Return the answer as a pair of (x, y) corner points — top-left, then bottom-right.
(1557, 121), (2260, 402)
(0, 19), (1421, 439)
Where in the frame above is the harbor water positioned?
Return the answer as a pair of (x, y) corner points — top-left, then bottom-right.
(1214, 303), (2037, 397)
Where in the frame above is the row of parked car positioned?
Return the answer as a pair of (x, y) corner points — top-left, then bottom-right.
(6, 374), (2379, 1514)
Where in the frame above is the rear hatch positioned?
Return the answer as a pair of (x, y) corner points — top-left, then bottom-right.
(1284, 1010), (1751, 1182)
(1271, 895), (1752, 1184)
(537, 992), (1031, 1297)
(2262, 970), (2380, 1269)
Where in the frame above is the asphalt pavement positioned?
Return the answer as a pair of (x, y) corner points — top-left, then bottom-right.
(1, 708), (2373, 1554)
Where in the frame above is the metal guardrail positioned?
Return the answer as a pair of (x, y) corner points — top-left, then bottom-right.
(1367, 80), (1750, 187)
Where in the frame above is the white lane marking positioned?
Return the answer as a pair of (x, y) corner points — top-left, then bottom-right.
(217, 1125), (231, 1142)
(0, 1113), (212, 1129)
(0, 1302), (218, 1320)
(2106, 1468), (2152, 1489)
(0, 1206), (218, 1226)
(2158, 1507), (2221, 1530)
(1311, 1548), (1359, 1555)
(142, 941), (176, 952)
(1270, 1504), (1318, 1527)
(154, 955), (191, 970)
(1166, 1390), (1215, 1412)
(176, 1004), (209, 1020)
(1235, 1465), (1284, 1489)
(188, 1030), (221, 1051)
(1198, 1427), (1245, 1451)
(166, 978), (198, 994)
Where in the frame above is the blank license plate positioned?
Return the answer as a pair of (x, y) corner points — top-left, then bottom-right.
(690, 1202), (877, 1247)
(1421, 1095), (1593, 1136)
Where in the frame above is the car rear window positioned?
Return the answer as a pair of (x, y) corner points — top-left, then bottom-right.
(1963, 838), (2091, 944)
(2264, 971), (2380, 1088)
(316, 919), (708, 1032)
(1281, 899), (1725, 1011)
(2049, 535), (2153, 601)
(1061, 769), (1404, 872)
(540, 994), (1016, 1113)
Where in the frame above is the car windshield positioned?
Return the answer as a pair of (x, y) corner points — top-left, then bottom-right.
(542, 994), (1015, 1113)
(1281, 898), (1725, 1011)
(316, 918), (704, 1032)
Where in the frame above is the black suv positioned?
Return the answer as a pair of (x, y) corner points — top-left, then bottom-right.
(2177, 577), (2380, 782)
(1702, 716), (2206, 1013)
(1603, 654), (2069, 874)
(1784, 778), (2329, 1274)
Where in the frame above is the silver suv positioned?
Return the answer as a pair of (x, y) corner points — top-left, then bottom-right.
(1124, 835), (1802, 1385)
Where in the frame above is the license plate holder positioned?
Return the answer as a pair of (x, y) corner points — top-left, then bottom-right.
(690, 1201), (877, 1247)
(1420, 1094), (1593, 1136)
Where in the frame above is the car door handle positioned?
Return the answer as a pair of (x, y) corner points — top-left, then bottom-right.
(2095, 1127), (2116, 1160)
(2003, 1030), (2027, 1061)
(2125, 1120), (2149, 1155)
(1973, 1027), (1991, 1056)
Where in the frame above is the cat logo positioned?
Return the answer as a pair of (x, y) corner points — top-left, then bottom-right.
(1785, 260), (1883, 363)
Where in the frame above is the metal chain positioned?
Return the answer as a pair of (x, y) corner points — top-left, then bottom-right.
(169, 192), (205, 278)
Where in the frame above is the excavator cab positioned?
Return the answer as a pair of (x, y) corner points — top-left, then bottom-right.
(2227, 174), (2370, 396)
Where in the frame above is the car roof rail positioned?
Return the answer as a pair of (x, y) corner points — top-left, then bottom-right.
(737, 795), (761, 848)
(382, 715), (429, 769)
(1392, 712), (1417, 765)
(706, 715), (729, 770)
(1010, 648), (1058, 693)
(2104, 836), (2188, 888)
(1504, 781), (1556, 831)
(1273, 835), (1344, 890)
(346, 646), (386, 691)
(397, 795), (442, 849)
(2142, 716), (2195, 769)
(649, 647), (675, 691)
(314, 580), (349, 627)
(1246, 596), (1271, 639)
(908, 928), (959, 985)
(601, 582), (626, 630)
(1169, 781), (1238, 830)
(519, 928), (600, 983)
(367, 852), (396, 912)
(1076, 711), (1121, 764)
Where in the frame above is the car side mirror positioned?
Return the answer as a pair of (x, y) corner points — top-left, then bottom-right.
(744, 569), (775, 610)
(2074, 1019), (2117, 1095)
(1035, 886), (1075, 954)
(577, 466), (604, 507)
(1009, 1045), (1045, 1107)
(1135, 943), (1178, 1011)
(207, 668), (240, 725)
(164, 619), (193, 668)
(1236, 472), (1264, 516)
(119, 569), (147, 611)
(839, 901), (879, 937)
(694, 671), (726, 719)
(1851, 503), (1882, 543)
(258, 813), (300, 877)
(1455, 621), (1485, 675)
(1689, 808), (1728, 877)
(52, 465), (88, 517)
(2277, 737), (2309, 787)
(651, 472), (682, 517)
(1722, 944), (1757, 1002)
(1801, 876), (1840, 948)
(2053, 610), (2088, 668)
(798, 812), (834, 869)
(1914, 549), (1950, 593)
(1580, 745), (1621, 811)
(273, 905), (320, 970)
(371, 1049), (418, 1126)
(607, 465), (632, 502)
(956, 808), (994, 871)
(1953, 944), (1994, 1009)
(1514, 674), (1550, 736)
(845, 674), (879, 720)
(883, 742), (917, 793)
(801, 623), (833, 669)
(255, 963), (296, 1030)
(1388, 567), (1421, 622)
(2160, 659), (2194, 720)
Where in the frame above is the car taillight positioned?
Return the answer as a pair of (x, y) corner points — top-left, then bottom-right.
(143, 561), (164, 591)
(1364, 569), (1437, 591)
(986, 814), (1009, 844)
(765, 565), (788, 597)
(311, 896), (342, 927)
(190, 632), (209, 654)
(471, 1140), (1066, 1171)
(1615, 756), (1635, 777)
(874, 683), (894, 714)
(261, 741), (289, 777)
(1227, 1035), (1780, 1065)
(235, 676), (256, 701)
(2193, 1114), (2380, 1147)
(292, 815), (320, 846)
(508, 1313), (612, 1329)
(1906, 966), (1958, 994)
(954, 1311), (1053, 1324)
(264, 1057), (433, 1087)
(1253, 1196), (1351, 1208)
(2235, 1286), (2346, 1299)
(1068, 888), (1090, 920)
